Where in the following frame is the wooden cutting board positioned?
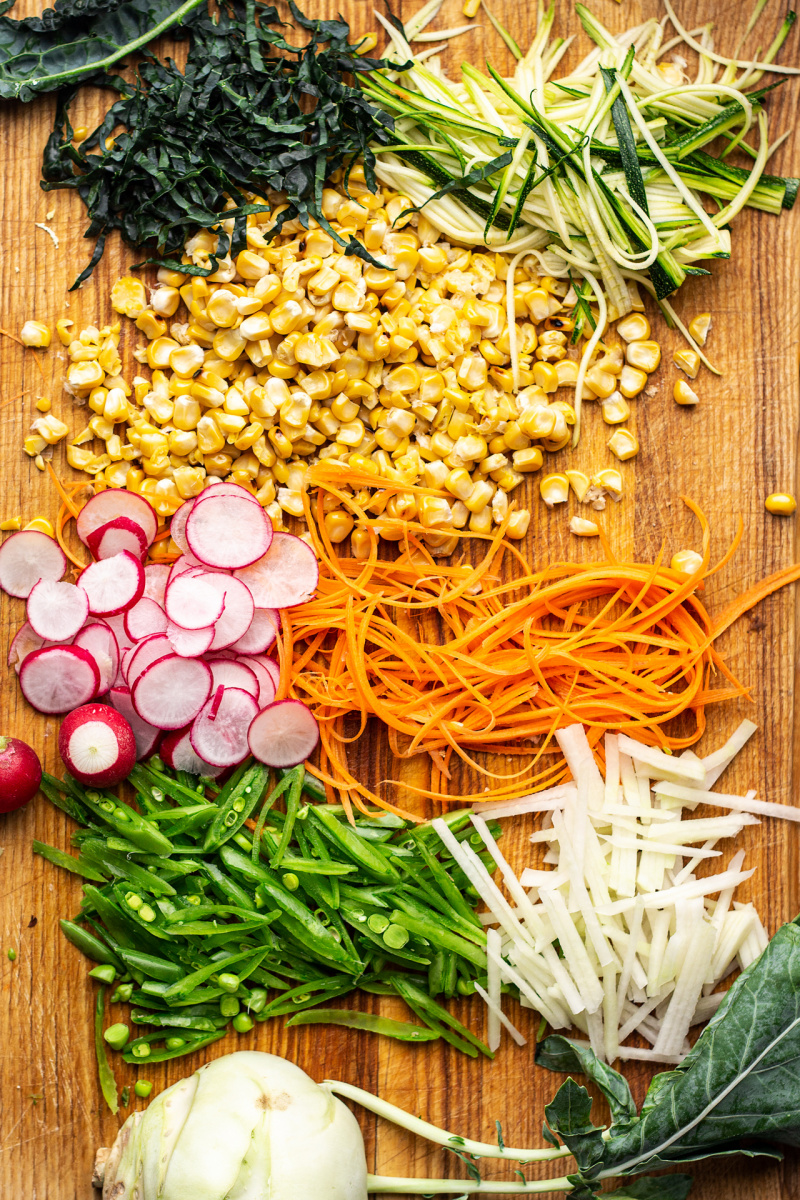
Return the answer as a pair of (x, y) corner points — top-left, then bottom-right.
(0, 1), (798, 1196)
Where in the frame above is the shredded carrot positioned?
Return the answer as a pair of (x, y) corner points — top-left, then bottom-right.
(277, 486), (800, 813)
(56, 503), (89, 570)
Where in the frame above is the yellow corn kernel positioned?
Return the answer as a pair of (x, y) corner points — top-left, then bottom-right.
(33, 395), (51, 414)
(618, 364), (647, 399)
(583, 365), (616, 400)
(459, 480), (490, 514)
(593, 467), (623, 499)
(688, 313), (711, 346)
(467, 505), (491, 534)
(562, 469), (589, 502)
(55, 318), (74, 346)
(385, 409), (416, 438)
(236, 250), (271, 280)
(671, 549), (704, 574)
(445, 467), (473, 501)
(531, 362), (558, 394)
(553, 359), (577, 386)
(765, 492), (797, 516)
(418, 495), (453, 529)
(0, 516), (22, 531)
(674, 348), (700, 379)
(66, 445), (95, 470)
(20, 319), (52, 350)
(151, 286), (180, 318)
(170, 344), (205, 377)
(295, 334), (339, 369)
(30, 414), (68, 444)
(89, 414), (114, 441)
(111, 276), (148, 318)
(607, 427), (639, 461)
(195, 415), (225, 454)
(539, 473), (569, 507)
(336, 419), (365, 448)
(518, 406), (556, 440)
(447, 411), (471, 441)
(214, 411), (246, 436)
(616, 313), (651, 343)
(626, 340), (660, 373)
(493, 468), (524, 492)
(505, 509), (531, 539)
(570, 516), (599, 537)
(72, 425), (93, 446)
(674, 380), (699, 407)
(601, 393), (630, 424)
(323, 510), (355, 543)
(455, 354), (488, 392)
(133, 310), (165, 341)
(171, 466), (204, 499)
(509, 447), (541, 473)
(524, 288), (551, 323)
(350, 526), (372, 560)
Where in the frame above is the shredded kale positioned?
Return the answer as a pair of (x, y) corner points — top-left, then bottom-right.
(40, 0), (399, 286)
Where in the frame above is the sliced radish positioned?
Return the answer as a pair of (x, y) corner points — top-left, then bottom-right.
(8, 622), (49, 673)
(165, 573), (225, 630)
(27, 579), (90, 642)
(19, 645), (100, 714)
(166, 621), (216, 658)
(185, 493), (272, 570)
(143, 563), (171, 606)
(168, 499), (195, 555)
(79, 551), (145, 617)
(252, 654), (281, 694)
(73, 622), (120, 695)
(206, 658), (260, 699)
(76, 490), (157, 548)
(238, 656), (277, 707)
(234, 533), (318, 609)
(103, 612), (134, 655)
(125, 634), (174, 685)
(0, 530), (67, 599)
(87, 516), (148, 563)
(58, 703), (137, 787)
(109, 686), (161, 760)
(230, 607), (279, 655)
(248, 699), (319, 767)
(125, 597), (169, 642)
(132, 656), (212, 730)
(190, 687), (258, 767)
(193, 482), (261, 509)
(204, 575), (255, 650)
(160, 727), (225, 778)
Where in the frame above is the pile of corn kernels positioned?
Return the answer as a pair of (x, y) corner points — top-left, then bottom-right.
(22, 167), (703, 552)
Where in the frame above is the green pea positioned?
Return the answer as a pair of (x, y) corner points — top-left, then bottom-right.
(7, 948), (16, 962)
(111, 983), (134, 1004)
(247, 988), (268, 1014)
(368, 913), (390, 934)
(138, 904), (157, 923)
(165, 1037), (185, 1051)
(132, 1043), (151, 1058)
(218, 972), (240, 994)
(103, 1023), (130, 1051)
(233, 1013), (254, 1034)
(220, 995), (241, 1018)
(383, 924), (409, 950)
(134, 1080), (153, 1099)
(126, 893), (143, 910)
(282, 873), (300, 891)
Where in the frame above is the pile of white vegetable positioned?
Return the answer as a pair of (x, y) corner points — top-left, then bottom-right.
(435, 720), (800, 1064)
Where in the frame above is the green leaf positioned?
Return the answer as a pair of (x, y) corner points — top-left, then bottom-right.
(543, 1078), (605, 1172)
(607, 1176), (693, 1200)
(536, 1035), (636, 1128)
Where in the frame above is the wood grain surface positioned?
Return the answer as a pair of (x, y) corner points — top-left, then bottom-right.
(0, 1), (799, 1197)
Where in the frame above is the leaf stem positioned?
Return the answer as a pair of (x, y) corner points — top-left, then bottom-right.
(325, 1081), (571, 1163)
(367, 1175), (573, 1194)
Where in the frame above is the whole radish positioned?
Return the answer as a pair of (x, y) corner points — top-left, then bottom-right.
(0, 736), (42, 812)
(58, 704), (137, 787)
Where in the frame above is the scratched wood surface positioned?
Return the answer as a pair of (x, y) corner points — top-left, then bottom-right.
(0, 1), (799, 1196)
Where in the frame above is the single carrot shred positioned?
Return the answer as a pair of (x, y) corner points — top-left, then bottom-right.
(278, 487), (800, 813)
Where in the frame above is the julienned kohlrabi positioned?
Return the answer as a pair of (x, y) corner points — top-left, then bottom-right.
(94, 913), (800, 1198)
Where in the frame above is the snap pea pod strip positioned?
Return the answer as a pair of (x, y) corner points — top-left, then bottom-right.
(269, 766), (303, 867)
(47, 773), (174, 855)
(122, 1030), (226, 1064)
(94, 988), (119, 1114)
(33, 840), (106, 882)
(38, 774), (90, 824)
(203, 761), (270, 851)
(162, 946), (271, 1000)
(60, 919), (125, 971)
(388, 906), (487, 966)
(79, 842), (176, 896)
(406, 834), (483, 927)
(119, 949), (185, 983)
(130, 1008), (226, 1031)
(310, 806), (401, 883)
(286, 1009), (440, 1041)
(389, 975), (493, 1059)
(256, 981), (357, 1020)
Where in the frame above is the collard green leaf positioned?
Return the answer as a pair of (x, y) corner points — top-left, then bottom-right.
(606, 1175), (693, 1200)
(536, 1034), (637, 1129)
(543, 1078), (605, 1172)
(0, 0), (203, 100)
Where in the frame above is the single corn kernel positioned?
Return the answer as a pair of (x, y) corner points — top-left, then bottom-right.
(570, 517), (599, 537)
(765, 492), (797, 516)
(565, 469), (590, 501)
(506, 510), (531, 539)
(170, 343), (205, 377)
(469, 506), (492, 534)
(674, 380), (699, 406)
(607, 427), (639, 461)
(616, 313), (651, 343)
(555, 359), (578, 386)
(324, 511), (355, 542)
(671, 549), (704, 575)
(593, 467), (623, 500)
(618, 365), (647, 399)
(532, 362), (559, 394)
(30, 415), (68, 444)
(55, 318), (74, 346)
(152, 287), (181, 317)
(20, 320), (51, 348)
(539, 473), (569, 507)
(688, 313), (712, 346)
(601, 393), (630, 424)
(418, 495), (453, 529)
(111, 276), (148, 319)
(674, 348), (700, 379)
(35, 396), (51, 413)
(512, 447), (543, 473)
(584, 366), (617, 400)
(463, 0), (480, 15)
(625, 341), (661, 373)
(0, 517), (21, 531)
(445, 468), (474, 502)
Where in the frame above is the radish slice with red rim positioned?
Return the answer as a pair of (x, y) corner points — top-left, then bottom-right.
(234, 533), (318, 608)
(185, 493), (272, 570)
(0, 530), (67, 599)
(143, 563), (170, 607)
(229, 607), (279, 655)
(87, 516), (148, 563)
(198, 574), (255, 650)
(79, 551), (145, 616)
(192, 482), (261, 509)
(191, 686), (259, 767)
(76, 490), (157, 548)
(125, 597), (169, 642)
(109, 686), (161, 760)
(132, 655), (212, 729)
(164, 573), (225, 630)
(205, 657), (260, 699)
(160, 727), (225, 778)
(103, 612), (134, 656)
(19, 645), (100, 714)
(237, 656), (277, 707)
(251, 655), (281, 693)
(168, 499), (195, 555)
(73, 622), (120, 696)
(27, 579), (90, 642)
(8, 622), (49, 673)
(166, 621), (216, 658)
(125, 634), (174, 686)
(248, 698), (319, 767)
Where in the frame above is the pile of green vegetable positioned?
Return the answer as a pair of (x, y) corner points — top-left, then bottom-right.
(36, 757), (502, 1109)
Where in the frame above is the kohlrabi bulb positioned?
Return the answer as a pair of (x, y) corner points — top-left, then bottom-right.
(97, 1051), (368, 1200)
